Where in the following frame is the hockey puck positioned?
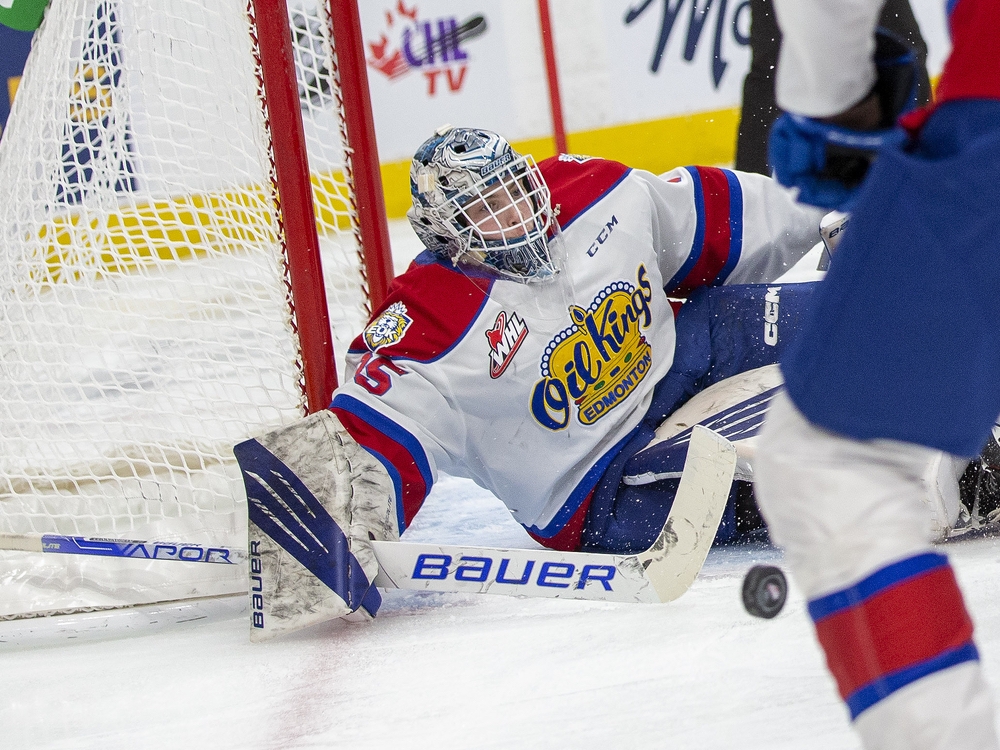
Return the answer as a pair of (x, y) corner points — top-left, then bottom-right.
(741, 565), (788, 619)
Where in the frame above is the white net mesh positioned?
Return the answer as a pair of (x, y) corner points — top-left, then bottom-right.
(0, 0), (372, 617)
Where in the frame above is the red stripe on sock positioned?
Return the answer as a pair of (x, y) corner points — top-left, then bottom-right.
(815, 565), (974, 700)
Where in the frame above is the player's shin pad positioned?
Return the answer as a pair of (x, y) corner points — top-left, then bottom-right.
(233, 410), (398, 642)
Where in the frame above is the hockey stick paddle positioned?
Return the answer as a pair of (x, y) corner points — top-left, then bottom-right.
(371, 425), (737, 603)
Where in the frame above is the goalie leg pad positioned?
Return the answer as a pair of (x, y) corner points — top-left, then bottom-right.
(234, 410), (398, 642)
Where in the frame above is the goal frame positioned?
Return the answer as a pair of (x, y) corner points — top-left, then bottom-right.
(0, 0), (394, 620)
(253, 0), (393, 412)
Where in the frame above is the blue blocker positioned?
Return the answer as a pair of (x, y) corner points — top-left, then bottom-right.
(783, 100), (1000, 457)
(582, 281), (819, 553)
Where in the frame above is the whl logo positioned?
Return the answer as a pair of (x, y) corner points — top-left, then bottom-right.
(487, 311), (528, 379)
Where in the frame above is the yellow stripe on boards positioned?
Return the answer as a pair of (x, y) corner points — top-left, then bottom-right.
(30, 103), (749, 283)
(31, 171), (355, 284)
(378, 108), (742, 219)
(566, 107), (741, 178)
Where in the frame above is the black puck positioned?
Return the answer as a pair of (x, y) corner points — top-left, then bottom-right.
(742, 564), (788, 619)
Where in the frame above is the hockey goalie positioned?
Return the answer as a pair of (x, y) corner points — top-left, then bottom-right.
(234, 125), (833, 638)
(236, 125), (929, 639)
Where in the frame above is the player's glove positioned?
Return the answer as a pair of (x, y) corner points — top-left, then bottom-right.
(769, 29), (919, 211)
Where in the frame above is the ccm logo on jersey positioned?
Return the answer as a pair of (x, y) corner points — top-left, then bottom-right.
(587, 214), (618, 256)
(411, 553), (616, 590)
(764, 286), (780, 346)
(486, 310), (528, 378)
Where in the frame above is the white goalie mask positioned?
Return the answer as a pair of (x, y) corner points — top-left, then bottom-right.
(407, 126), (559, 283)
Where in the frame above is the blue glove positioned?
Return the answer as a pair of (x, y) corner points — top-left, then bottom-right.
(769, 115), (905, 210)
(768, 28), (919, 211)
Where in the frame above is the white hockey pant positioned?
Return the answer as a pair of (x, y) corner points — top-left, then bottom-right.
(755, 392), (998, 750)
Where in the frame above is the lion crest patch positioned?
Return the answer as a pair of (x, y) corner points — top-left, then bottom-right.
(363, 302), (413, 351)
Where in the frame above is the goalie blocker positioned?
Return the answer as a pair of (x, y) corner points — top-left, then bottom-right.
(234, 414), (737, 642)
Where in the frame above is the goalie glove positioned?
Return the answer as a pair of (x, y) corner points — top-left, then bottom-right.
(769, 29), (919, 211)
(234, 410), (399, 642)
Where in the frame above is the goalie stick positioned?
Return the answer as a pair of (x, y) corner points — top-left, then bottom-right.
(372, 425), (737, 603)
(0, 426), (736, 605)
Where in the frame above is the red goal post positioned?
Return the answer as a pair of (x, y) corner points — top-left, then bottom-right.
(0, 0), (392, 619)
(254, 0), (393, 411)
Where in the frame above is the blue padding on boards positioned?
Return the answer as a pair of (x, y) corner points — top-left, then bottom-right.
(234, 438), (381, 615)
(782, 100), (1000, 456)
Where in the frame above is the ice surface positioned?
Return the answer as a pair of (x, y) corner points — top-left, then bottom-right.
(5, 474), (1000, 750)
(5, 226), (999, 749)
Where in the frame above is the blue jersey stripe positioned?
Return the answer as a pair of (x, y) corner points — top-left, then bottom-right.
(846, 642), (979, 719)
(559, 168), (633, 231)
(331, 393), (435, 499)
(663, 167), (706, 292)
(715, 169), (744, 284)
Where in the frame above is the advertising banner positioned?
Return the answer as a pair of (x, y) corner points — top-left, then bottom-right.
(359, 1), (516, 164)
(0, 26), (33, 135)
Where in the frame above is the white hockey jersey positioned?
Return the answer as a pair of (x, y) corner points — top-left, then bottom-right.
(331, 155), (822, 550)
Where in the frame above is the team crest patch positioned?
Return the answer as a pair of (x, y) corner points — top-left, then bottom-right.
(486, 311), (528, 378)
(531, 265), (654, 430)
(363, 302), (413, 351)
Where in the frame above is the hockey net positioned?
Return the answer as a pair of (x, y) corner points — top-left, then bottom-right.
(0, 0), (390, 618)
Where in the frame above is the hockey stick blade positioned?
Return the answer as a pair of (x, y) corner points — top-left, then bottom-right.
(0, 533), (244, 565)
(0, 428), (734, 606)
(372, 425), (737, 603)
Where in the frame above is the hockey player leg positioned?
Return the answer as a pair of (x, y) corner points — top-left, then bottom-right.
(234, 410), (399, 642)
(755, 392), (998, 750)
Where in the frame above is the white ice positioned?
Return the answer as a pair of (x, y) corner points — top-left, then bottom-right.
(6, 477), (1000, 750)
(5, 226), (1000, 749)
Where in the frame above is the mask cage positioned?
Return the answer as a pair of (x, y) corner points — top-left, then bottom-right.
(443, 154), (556, 282)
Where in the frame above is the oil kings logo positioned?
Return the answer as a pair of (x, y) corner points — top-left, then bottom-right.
(531, 265), (654, 430)
(364, 301), (412, 351)
(487, 310), (528, 378)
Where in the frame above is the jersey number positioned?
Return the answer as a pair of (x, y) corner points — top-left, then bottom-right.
(354, 352), (406, 396)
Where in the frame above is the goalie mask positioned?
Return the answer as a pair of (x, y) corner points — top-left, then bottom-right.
(407, 126), (559, 283)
